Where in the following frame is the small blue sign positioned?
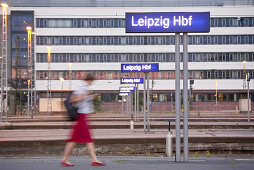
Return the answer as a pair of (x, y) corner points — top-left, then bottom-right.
(120, 78), (144, 84)
(121, 63), (159, 72)
(126, 12), (210, 33)
(119, 86), (135, 92)
(246, 72), (251, 81)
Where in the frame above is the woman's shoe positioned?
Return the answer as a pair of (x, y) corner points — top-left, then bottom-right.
(61, 161), (75, 166)
(92, 162), (105, 166)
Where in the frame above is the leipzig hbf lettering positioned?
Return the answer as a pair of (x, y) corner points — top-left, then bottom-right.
(131, 15), (193, 29)
(121, 63), (159, 73)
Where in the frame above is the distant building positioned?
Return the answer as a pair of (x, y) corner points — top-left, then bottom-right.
(1, 0), (254, 112)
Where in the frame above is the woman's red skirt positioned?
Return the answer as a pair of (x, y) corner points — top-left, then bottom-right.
(68, 114), (93, 143)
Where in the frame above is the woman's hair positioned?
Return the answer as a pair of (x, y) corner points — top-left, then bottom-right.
(85, 73), (96, 81)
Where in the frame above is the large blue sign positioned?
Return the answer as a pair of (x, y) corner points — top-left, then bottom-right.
(121, 63), (159, 72)
(126, 12), (210, 33)
(121, 78), (144, 84)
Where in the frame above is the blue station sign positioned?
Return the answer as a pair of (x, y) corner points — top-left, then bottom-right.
(120, 78), (144, 84)
(119, 86), (135, 92)
(121, 63), (159, 73)
(126, 12), (210, 33)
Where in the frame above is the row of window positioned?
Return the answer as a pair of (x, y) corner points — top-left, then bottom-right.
(191, 93), (238, 102)
(36, 70), (254, 80)
(36, 52), (254, 63)
(36, 35), (254, 45)
(148, 93), (242, 103)
(36, 17), (254, 28)
(152, 92), (252, 102)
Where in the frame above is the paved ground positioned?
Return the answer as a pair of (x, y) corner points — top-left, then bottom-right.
(1, 112), (254, 156)
(1, 156), (254, 170)
(5, 112), (254, 120)
(1, 128), (254, 142)
(1, 121), (254, 130)
(1, 128), (253, 156)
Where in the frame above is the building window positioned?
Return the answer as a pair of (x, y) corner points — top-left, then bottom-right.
(37, 17), (254, 28)
(36, 35), (254, 46)
(36, 52), (254, 63)
(36, 70), (254, 80)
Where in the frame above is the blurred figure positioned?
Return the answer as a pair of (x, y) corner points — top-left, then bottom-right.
(61, 73), (105, 166)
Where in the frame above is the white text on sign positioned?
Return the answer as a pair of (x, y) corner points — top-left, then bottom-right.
(123, 64), (151, 72)
(121, 78), (142, 84)
(131, 15), (193, 29)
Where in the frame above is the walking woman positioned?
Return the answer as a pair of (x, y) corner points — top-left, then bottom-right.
(61, 74), (105, 166)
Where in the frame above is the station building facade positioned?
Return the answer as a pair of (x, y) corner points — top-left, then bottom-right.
(2, 0), (254, 112)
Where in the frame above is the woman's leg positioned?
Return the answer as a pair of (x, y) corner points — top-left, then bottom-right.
(86, 142), (101, 162)
(62, 142), (77, 162)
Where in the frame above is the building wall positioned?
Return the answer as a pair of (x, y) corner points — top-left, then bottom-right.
(5, 6), (254, 112)
(29, 6), (254, 91)
(39, 98), (65, 112)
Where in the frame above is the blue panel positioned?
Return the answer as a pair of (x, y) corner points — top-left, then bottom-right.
(120, 78), (144, 84)
(126, 12), (210, 33)
(119, 86), (135, 92)
(247, 72), (251, 81)
(121, 63), (159, 72)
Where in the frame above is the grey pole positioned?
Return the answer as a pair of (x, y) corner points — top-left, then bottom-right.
(147, 73), (150, 131)
(130, 92), (132, 117)
(175, 33), (181, 162)
(143, 73), (147, 131)
(127, 94), (129, 115)
(137, 84), (139, 121)
(130, 92), (132, 119)
(128, 95), (130, 114)
(132, 91), (134, 119)
(183, 32), (189, 162)
(130, 92), (132, 118)
(126, 94), (128, 114)
(247, 79), (250, 122)
(171, 93), (173, 113)
(135, 83), (137, 121)
(122, 97), (124, 114)
(28, 83), (30, 119)
(125, 96), (128, 114)
(124, 96), (126, 114)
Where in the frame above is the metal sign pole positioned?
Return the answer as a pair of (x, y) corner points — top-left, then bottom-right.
(171, 93), (173, 113)
(127, 94), (129, 114)
(131, 92), (133, 119)
(183, 32), (189, 162)
(125, 96), (128, 114)
(147, 73), (150, 131)
(122, 97), (124, 114)
(135, 83), (137, 121)
(137, 84), (139, 121)
(129, 92), (132, 117)
(175, 33), (181, 162)
(143, 73), (147, 131)
(247, 79), (250, 122)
